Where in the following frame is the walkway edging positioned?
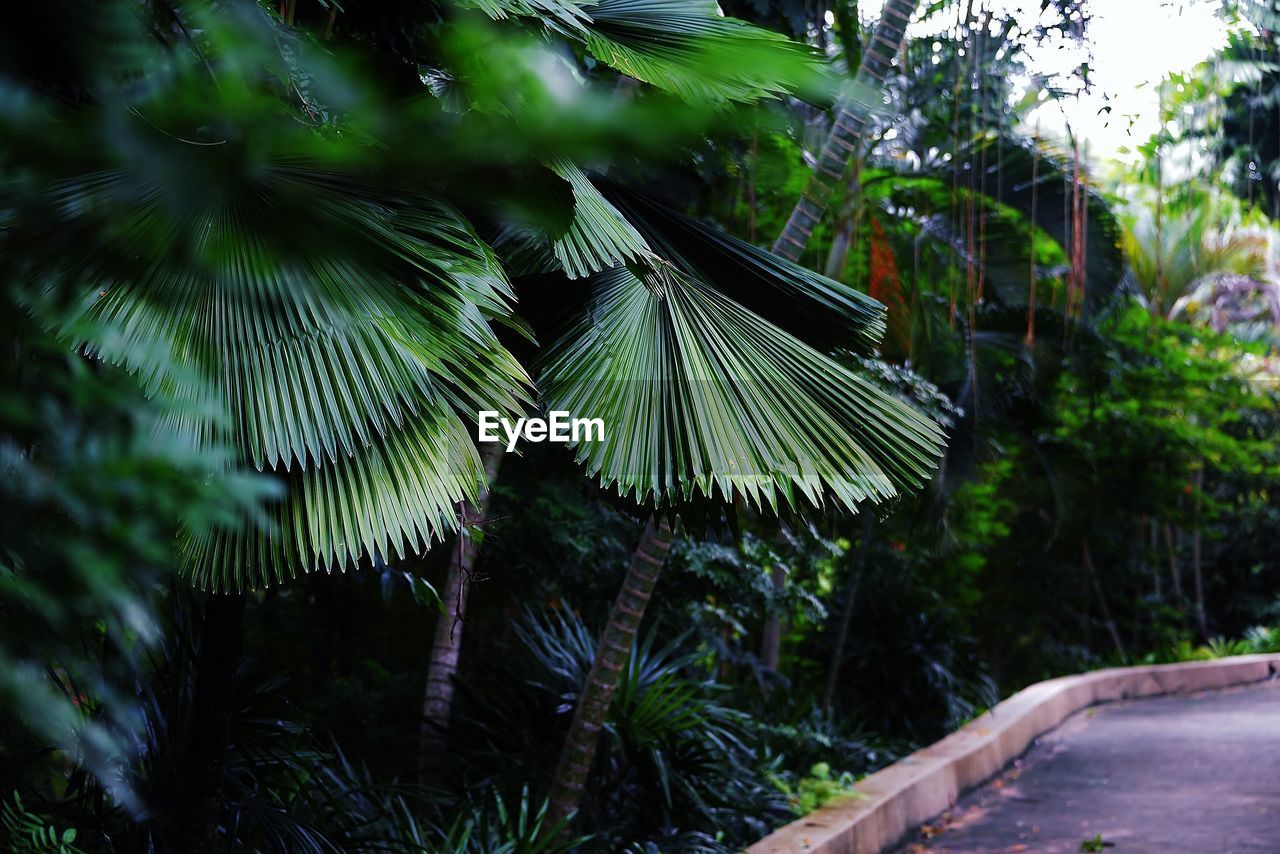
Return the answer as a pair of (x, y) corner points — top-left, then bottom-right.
(747, 654), (1280, 854)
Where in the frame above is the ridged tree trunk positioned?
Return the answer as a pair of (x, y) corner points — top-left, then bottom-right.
(418, 446), (503, 788)
(822, 160), (864, 282)
(180, 593), (246, 853)
(772, 0), (917, 262)
(547, 517), (674, 831)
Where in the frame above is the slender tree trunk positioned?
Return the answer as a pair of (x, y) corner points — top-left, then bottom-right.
(547, 517), (674, 832)
(1192, 526), (1206, 637)
(418, 446), (503, 788)
(822, 158), (864, 282)
(1191, 467), (1208, 639)
(759, 564), (787, 673)
(1082, 541), (1127, 664)
(823, 215), (855, 280)
(822, 566), (861, 710)
(1144, 514), (1162, 600)
(822, 512), (874, 711)
(1163, 522), (1185, 615)
(180, 593), (246, 853)
(772, 0), (917, 262)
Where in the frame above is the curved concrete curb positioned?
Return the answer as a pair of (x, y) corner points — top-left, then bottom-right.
(747, 654), (1280, 854)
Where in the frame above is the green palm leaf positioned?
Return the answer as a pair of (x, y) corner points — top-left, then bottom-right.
(32, 162), (532, 590)
(499, 174), (887, 355)
(548, 160), (653, 279)
(456, 0), (597, 36)
(58, 167), (527, 468)
(582, 0), (822, 104)
(458, 0), (825, 104)
(181, 412), (483, 592)
(605, 186), (888, 356)
(535, 263), (944, 511)
(491, 161), (652, 279)
(1123, 192), (1269, 318)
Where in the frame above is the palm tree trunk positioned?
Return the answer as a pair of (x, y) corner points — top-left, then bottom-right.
(1145, 514), (1162, 600)
(547, 517), (674, 831)
(418, 446), (503, 788)
(823, 215), (855, 280)
(822, 568), (860, 711)
(822, 158), (864, 282)
(1192, 526), (1206, 637)
(180, 593), (246, 853)
(1191, 466), (1208, 639)
(1163, 522), (1185, 615)
(772, 0), (917, 262)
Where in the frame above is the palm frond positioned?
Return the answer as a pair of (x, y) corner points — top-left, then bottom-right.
(28, 163), (532, 590)
(534, 263), (945, 512)
(181, 411), (483, 592)
(1123, 193), (1269, 317)
(604, 186), (887, 356)
(456, 0), (597, 36)
(53, 166), (528, 467)
(968, 134), (1125, 315)
(462, 0), (824, 104)
(582, 0), (822, 104)
(548, 160), (653, 278)
(491, 161), (651, 278)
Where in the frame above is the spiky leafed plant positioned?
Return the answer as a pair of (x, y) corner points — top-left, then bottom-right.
(4, 0), (944, 842)
(507, 606), (769, 846)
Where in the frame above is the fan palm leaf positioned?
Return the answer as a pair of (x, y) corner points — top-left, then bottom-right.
(582, 0), (822, 104)
(25, 160), (532, 591)
(503, 174), (888, 355)
(604, 187), (888, 356)
(181, 412), (484, 591)
(459, 0), (824, 104)
(500, 169), (942, 512)
(548, 160), (653, 279)
(534, 262), (943, 512)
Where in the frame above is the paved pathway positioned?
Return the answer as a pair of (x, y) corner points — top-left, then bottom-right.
(897, 679), (1280, 853)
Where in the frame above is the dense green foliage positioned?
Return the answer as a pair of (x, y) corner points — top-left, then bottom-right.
(4, 0), (1280, 851)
